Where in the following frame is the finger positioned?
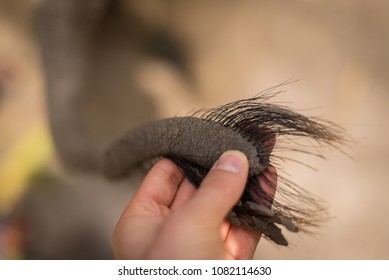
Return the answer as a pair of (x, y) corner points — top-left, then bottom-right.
(170, 179), (196, 210)
(224, 226), (260, 260)
(113, 159), (185, 259)
(183, 150), (249, 225)
(132, 158), (185, 207)
(224, 165), (278, 259)
(220, 221), (232, 240)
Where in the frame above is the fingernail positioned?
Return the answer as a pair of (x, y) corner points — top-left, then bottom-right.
(214, 151), (246, 173)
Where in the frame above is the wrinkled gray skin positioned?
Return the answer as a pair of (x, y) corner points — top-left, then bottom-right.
(104, 117), (266, 179)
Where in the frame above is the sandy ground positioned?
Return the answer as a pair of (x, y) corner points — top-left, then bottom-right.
(1, 0), (388, 259)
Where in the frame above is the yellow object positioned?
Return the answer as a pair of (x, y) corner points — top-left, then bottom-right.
(0, 121), (53, 214)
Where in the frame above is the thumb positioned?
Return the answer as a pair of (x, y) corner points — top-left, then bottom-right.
(183, 150), (249, 225)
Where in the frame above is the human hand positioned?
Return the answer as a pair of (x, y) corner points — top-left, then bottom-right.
(112, 150), (277, 259)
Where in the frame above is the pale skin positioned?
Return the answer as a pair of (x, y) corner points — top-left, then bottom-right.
(112, 150), (277, 259)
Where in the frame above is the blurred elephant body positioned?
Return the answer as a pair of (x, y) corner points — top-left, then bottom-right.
(35, 0), (192, 171)
(23, 0), (189, 259)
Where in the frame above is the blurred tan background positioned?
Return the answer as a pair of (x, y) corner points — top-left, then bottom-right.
(0, 0), (388, 259)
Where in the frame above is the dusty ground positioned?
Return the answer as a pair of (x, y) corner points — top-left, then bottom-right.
(1, 0), (388, 259)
